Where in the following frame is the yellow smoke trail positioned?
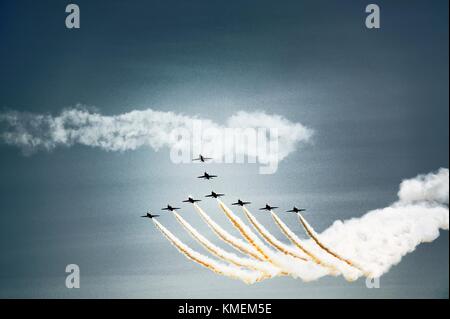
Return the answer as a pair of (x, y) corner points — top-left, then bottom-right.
(270, 211), (338, 273)
(152, 218), (266, 284)
(193, 203), (266, 261)
(297, 213), (368, 275)
(172, 211), (282, 276)
(217, 203), (337, 281)
(241, 206), (308, 261)
(217, 200), (275, 261)
(217, 201), (322, 278)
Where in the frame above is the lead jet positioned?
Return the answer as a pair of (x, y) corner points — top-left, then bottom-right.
(183, 196), (202, 204)
(197, 172), (218, 180)
(259, 204), (279, 211)
(141, 212), (160, 219)
(161, 204), (180, 211)
(205, 191), (225, 198)
(231, 199), (251, 206)
(286, 206), (306, 213)
(193, 154), (212, 162)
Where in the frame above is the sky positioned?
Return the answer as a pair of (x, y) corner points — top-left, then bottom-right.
(0, 0), (448, 298)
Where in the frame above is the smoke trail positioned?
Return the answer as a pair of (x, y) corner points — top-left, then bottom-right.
(0, 108), (313, 172)
(152, 218), (266, 284)
(270, 211), (338, 273)
(172, 211), (282, 277)
(217, 200), (275, 261)
(240, 206), (308, 261)
(193, 203), (266, 261)
(309, 169), (449, 278)
(218, 201), (332, 281)
(297, 213), (367, 274)
(317, 204), (448, 278)
(151, 168), (448, 282)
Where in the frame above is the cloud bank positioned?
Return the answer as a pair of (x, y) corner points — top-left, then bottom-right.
(0, 107), (313, 173)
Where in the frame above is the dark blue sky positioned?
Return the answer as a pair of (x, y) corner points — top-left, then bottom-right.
(0, 0), (448, 298)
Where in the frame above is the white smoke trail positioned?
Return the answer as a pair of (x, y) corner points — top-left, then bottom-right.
(172, 211), (282, 277)
(151, 168), (448, 283)
(301, 168), (449, 279)
(398, 168), (448, 205)
(0, 108), (313, 166)
(152, 218), (266, 284)
(240, 206), (309, 261)
(217, 200), (275, 261)
(193, 203), (266, 261)
(297, 213), (371, 277)
(218, 201), (331, 281)
(272, 212), (361, 280)
(270, 211), (338, 273)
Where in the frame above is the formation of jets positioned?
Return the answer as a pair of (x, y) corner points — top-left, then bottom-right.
(141, 154), (307, 219)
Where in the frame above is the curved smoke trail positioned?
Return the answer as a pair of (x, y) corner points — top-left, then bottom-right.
(152, 218), (266, 284)
(240, 206), (308, 261)
(219, 202), (331, 281)
(217, 200), (274, 261)
(297, 213), (367, 275)
(270, 211), (338, 273)
(309, 168), (449, 278)
(193, 203), (265, 261)
(172, 211), (282, 277)
(149, 168), (448, 283)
